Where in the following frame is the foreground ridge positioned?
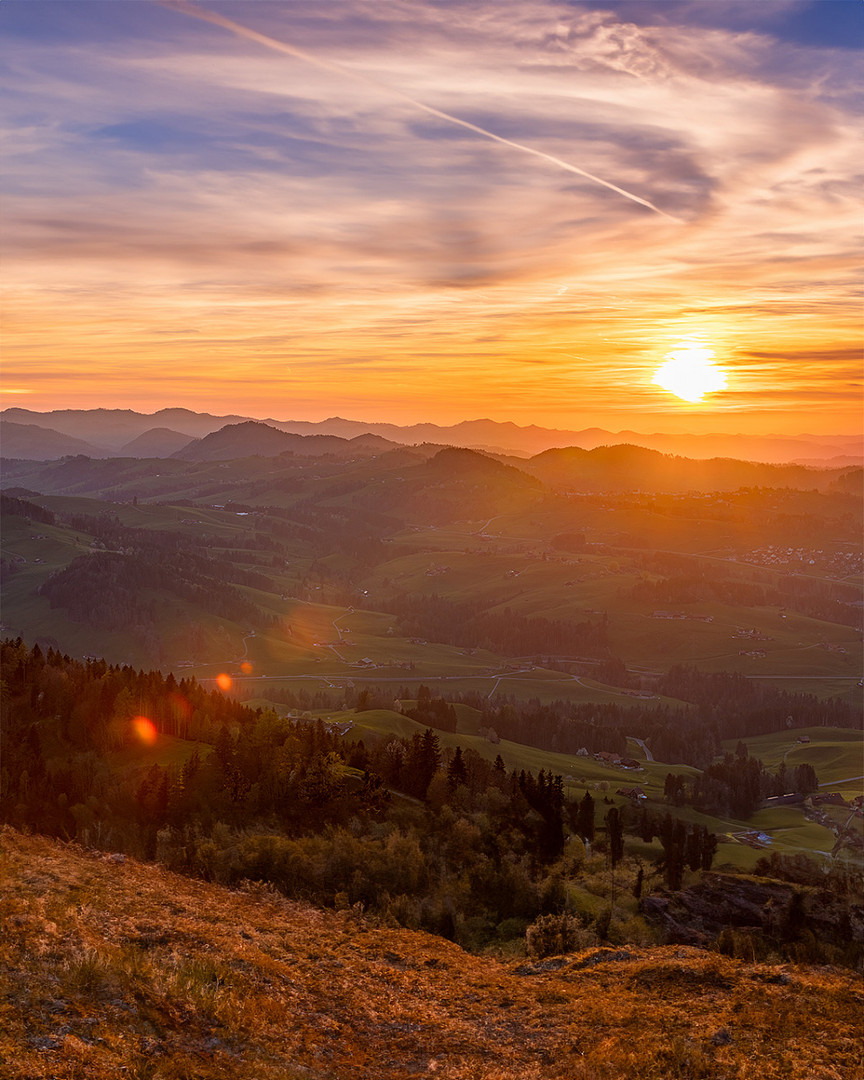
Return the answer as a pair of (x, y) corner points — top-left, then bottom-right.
(1, 829), (862, 1079)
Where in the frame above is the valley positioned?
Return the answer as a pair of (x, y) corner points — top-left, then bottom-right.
(1, 417), (862, 985)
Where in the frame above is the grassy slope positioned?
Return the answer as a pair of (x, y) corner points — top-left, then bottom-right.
(363, 510), (862, 698)
(339, 711), (858, 869)
(0, 513), (147, 662)
(721, 728), (863, 788)
(105, 734), (211, 774)
(4, 488), (859, 700)
(1, 827), (861, 1080)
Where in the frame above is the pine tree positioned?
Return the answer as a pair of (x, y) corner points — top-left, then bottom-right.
(447, 746), (468, 791)
(606, 807), (624, 869)
(576, 791), (595, 842)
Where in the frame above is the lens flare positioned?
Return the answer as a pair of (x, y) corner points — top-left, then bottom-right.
(132, 716), (158, 746)
(240, 661), (253, 674)
(216, 673), (233, 691)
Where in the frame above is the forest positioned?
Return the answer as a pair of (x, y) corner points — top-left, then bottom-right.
(3, 638), (860, 965)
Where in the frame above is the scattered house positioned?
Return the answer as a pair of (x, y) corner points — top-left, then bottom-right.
(759, 793), (805, 809)
(616, 786), (646, 801)
(595, 751), (622, 765)
(620, 758), (642, 770)
(736, 830), (772, 848)
(797, 734), (811, 744)
(810, 793), (846, 807)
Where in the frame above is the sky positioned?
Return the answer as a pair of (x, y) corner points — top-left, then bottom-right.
(1, 0), (862, 433)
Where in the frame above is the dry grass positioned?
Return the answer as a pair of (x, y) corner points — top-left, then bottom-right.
(1, 826), (861, 1080)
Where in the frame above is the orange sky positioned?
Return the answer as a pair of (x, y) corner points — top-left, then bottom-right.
(2, 1), (861, 434)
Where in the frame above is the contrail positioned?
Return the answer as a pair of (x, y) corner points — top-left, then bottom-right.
(162, 0), (678, 221)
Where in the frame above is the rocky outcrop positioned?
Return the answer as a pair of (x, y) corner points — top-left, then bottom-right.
(641, 872), (864, 952)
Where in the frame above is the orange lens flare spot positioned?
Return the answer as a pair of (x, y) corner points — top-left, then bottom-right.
(132, 716), (158, 746)
(240, 661), (253, 674)
(216, 673), (233, 691)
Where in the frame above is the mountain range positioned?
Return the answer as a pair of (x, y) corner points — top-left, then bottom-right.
(2, 407), (861, 465)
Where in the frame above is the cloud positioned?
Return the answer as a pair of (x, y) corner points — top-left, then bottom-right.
(1, 0), (860, 430)
(160, 1), (678, 219)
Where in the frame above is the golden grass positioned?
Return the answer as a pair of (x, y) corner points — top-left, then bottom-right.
(1, 826), (861, 1080)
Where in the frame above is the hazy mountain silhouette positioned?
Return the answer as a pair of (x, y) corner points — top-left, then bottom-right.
(119, 428), (196, 457)
(0, 421), (110, 460)
(3, 407), (860, 463)
(524, 444), (859, 493)
(173, 421), (399, 462)
(1, 407), (248, 451)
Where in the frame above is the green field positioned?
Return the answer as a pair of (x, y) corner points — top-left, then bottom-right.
(324, 708), (861, 866)
(721, 728), (863, 793)
(107, 734), (210, 775)
(3, 479), (860, 702)
(361, 527), (862, 686)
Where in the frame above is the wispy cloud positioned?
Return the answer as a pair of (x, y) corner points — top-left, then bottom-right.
(1, 0), (860, 430)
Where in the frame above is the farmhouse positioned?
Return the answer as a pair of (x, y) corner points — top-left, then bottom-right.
(810, 793), (846, 807)
(616, 787), (646, 801)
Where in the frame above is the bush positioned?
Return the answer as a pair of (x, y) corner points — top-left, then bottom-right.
(525, 912), (592, 958)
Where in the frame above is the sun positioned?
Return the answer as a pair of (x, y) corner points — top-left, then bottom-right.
(653, 343), (728, 403)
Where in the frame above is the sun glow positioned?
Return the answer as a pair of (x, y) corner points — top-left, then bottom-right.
(653, 344), (728, 403)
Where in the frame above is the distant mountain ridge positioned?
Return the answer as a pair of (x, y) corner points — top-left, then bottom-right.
(173, 421), (399, 462)
(1, 435), (857, 500)
(2, 407), (861, 464)
(0, 421), (110, 460)
(119, 427), (195, 457)
(523, 444), (860, 494)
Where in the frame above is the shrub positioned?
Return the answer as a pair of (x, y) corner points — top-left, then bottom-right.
(525, 912), (592, 958)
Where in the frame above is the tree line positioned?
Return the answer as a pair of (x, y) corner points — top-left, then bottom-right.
(388, 592), (609, 657)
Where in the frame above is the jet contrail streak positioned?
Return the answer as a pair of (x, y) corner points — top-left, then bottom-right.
(162, 0), (678, 221)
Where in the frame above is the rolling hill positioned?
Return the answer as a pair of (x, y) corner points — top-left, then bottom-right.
(0, 421), (110, 460)
(119, 427), (195, 457)
(524, 444), (860, 493)
(173, 421), (400, 462)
